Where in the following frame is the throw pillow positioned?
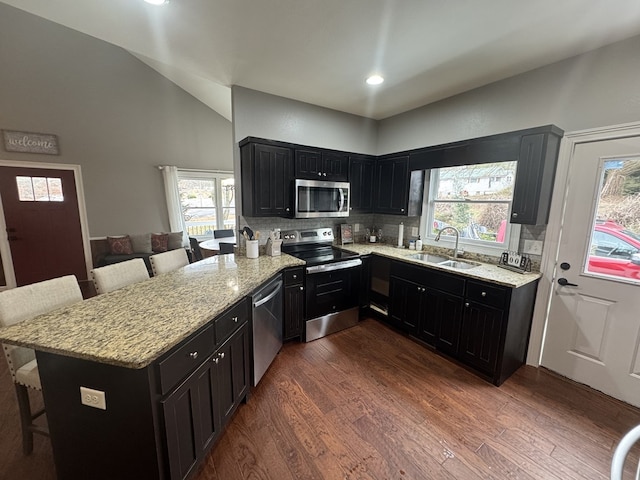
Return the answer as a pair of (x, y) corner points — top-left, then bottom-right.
(107, 236), (133, 255)
(151, 233), (169, 253)
(167, 231), (183, 250)
(130, 233), (153, 254)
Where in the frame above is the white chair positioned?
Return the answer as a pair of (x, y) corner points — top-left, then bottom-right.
(150, 249), (189, 276)
(611, 424), (640, 479)
(91, 258), (150, 294)
(0, 275), (83, 454)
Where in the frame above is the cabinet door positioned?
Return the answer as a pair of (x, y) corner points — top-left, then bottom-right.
(459, 301), (504, 374)
(322, 152), (349, 181)
(162, 358), (219, 480)
(389, 276), (423, 335)
(432, 289), (464, 356)
(375, 156), (409, 214)
(242, 144), (293, 217)
(216, 323), (250, 427)
(350, 156), (375, 213)
(295, 149), (322, 179)
(284, 284), (304, 341)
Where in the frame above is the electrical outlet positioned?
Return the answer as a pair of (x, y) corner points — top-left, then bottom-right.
(411, 227), (419, 237)
(354, 223), (360, 232)
(523, 240), (543, 255)
(80, 386), (107, 410)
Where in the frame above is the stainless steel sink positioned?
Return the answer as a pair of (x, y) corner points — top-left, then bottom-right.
(438, 259), (479, 270)
(407, 253), (449, 263)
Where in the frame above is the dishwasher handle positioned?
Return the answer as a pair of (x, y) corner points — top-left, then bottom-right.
(253, 280), (283, 308)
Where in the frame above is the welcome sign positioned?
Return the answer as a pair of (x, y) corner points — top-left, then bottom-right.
(3, 130), (59, 155)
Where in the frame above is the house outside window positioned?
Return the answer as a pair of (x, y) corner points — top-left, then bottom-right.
(421, 161), (520, 254)
(177, 170), (235, 239)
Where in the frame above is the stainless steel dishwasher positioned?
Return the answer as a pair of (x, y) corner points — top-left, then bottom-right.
(251, 276), (283, 386)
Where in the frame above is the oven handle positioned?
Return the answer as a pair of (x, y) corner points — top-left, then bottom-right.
(306, 258), (362, 274)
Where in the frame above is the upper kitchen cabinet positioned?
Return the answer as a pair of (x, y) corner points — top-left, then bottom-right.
(349, 155), (376, 213)
(375, 155), (424, 216)
(240, 139), (294, 217)
(510, 131), (562, 225)
(295, 149), (349, 181)
(374, 155), (409, 215)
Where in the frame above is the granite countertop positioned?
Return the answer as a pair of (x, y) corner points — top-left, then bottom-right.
(338, 243), (541, 288)
(0, 254), (304, 370)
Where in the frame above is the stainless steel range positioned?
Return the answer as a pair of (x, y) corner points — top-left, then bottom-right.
(281, 227), (362, 342)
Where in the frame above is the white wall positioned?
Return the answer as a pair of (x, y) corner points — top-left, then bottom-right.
(378, 33), (640, 153)
(0, 3), (233, 237)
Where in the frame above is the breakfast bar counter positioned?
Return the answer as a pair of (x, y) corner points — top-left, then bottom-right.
(0, 253), (304, 369)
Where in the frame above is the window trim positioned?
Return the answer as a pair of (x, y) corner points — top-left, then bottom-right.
(419, 169), (520, 257)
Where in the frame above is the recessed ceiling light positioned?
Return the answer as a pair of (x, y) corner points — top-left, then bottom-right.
(144, 0), (168, 5)
(366, 75), (384, 86)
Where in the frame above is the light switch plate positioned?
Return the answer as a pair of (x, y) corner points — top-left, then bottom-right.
(80, 386), (106, 410)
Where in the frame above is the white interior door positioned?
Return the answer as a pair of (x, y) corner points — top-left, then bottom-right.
(541, 135), (640, 407)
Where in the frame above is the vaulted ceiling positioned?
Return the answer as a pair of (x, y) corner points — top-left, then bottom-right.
(4, 0), (640, 121)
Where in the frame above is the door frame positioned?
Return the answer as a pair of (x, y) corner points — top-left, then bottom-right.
(0, 158), (92, 290)
(526, 120), (640, 366)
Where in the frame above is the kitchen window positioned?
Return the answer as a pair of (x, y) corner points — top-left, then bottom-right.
(176, 170), (235, 239)
(420, 161), (520, 254)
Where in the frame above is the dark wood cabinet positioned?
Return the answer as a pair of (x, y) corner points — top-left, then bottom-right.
(510, 132), (562, 225)
(240, 142), (293, 217)
(163, 314), (250, 480)
(295, 149), (349, 181)
(375, 155), (409, 215)
(386, 258), (538, 385)
(349, 155), (376, 213)
(283, 267), (304, 341)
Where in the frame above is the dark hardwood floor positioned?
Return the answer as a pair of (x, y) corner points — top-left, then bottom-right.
(2, 317), (639, 479)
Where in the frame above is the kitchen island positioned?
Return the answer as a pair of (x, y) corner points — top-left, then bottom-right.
(0, 253), (304, 480)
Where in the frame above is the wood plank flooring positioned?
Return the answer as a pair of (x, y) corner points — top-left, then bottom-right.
(1, 317), (639, 479)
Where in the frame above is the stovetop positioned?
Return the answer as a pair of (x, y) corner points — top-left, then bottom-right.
(281, 228), (359, 266)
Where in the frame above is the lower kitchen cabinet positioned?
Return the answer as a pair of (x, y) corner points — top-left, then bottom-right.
(283, 267), (304, 341)
(163, 320), (250, 480)
(387, 259), (538, 385)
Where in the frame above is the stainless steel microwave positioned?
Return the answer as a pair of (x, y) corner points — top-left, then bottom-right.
(294, 179), (350, 218)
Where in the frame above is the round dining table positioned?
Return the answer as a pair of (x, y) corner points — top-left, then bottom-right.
(199, 236), (237, 255)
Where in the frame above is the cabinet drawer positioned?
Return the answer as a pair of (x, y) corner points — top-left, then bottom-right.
(284, 268), (304, 286)
(215, 299), (249, 345)
(466, 280), (508, 309)
(158, 324), (215, 395)
(392, 261), (465, 296)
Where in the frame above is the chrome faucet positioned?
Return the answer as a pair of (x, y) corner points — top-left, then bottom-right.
(435, 226), (462, 258)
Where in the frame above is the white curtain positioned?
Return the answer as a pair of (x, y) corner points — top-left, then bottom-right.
(160, 166), (188, 247)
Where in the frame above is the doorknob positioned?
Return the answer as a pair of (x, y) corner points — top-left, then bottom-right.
(558, 278), (578, 287)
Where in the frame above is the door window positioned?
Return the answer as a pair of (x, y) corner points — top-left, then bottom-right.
(585, 158), (640, 283)
(16, 176), (63, 202)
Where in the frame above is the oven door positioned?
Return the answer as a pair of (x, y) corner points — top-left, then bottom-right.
(294, 179), (350, 218)
(305, 259), (361, 320)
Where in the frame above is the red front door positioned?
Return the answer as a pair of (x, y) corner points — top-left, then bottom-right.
(0, 166), (87, 286)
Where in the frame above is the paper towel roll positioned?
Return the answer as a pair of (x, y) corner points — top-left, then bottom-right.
(397, 222), (404, 247)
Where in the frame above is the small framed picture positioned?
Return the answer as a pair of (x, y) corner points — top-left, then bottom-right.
(340, 224), (353, 245)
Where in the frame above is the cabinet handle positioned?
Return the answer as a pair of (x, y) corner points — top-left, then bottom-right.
(219, 352), (225, 359)
(323, 172), (327, 176)
(232, 316), (238, 323)
(286, 207), (290, 212)
(214, 357), (219, 364)
(292, 274), (297, 279)
(481, 292), (487, 297)
(512, 212), (518, 218)
(401, 208), (405, 212)
(465, 302), (469, 307)
(189, 351), (198, 360)
(299, 286), (304, 291)
(318, 172), (322, 176)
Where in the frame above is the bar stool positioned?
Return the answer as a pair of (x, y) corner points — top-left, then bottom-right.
(150, 249), (189, 276)
(0, 275), (83, 454)
(91, 258), (150, 294)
